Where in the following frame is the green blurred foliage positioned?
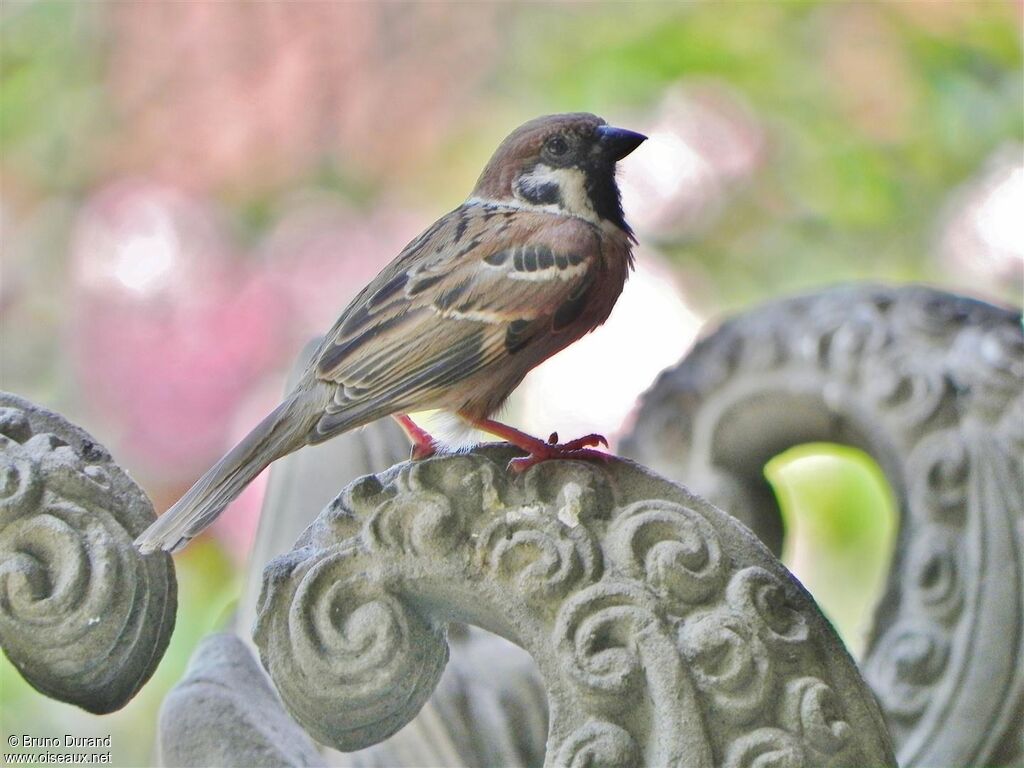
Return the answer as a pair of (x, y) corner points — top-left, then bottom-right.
(0, 2), (107, 192)
(501, 1), (1022, 310)
(766, 443), (899, 659)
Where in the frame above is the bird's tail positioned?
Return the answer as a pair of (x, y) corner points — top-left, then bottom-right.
(134, 393), (315, 554)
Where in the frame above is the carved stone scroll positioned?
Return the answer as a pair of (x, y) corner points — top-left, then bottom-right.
(254, 447), (896, 767)
(0, 392), (176, 713)
(621, 284), (1024, 767)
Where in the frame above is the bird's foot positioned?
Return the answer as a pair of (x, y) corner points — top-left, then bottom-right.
(545, 432), (609, 452)
(507, 441), (610, 473)
(392, 414), (437, 460)
(468, 417), (610, 473)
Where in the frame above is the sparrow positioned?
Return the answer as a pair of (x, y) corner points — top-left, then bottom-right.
(134, 113), (646, 554)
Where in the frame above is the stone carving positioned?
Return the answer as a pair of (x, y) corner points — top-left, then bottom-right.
(337, 627), (549, 767)
(161, 627), (548, 768)
(231, 345), (550, 767)
(167, 411), (551, 767)
(159, 633), (324, 767)
(235, 377), (548, 767)
(0, 392), (176, 713)
(255, 448), (896, 767)
(234, 343), (411, 644)
(621, 284), (1024, 767)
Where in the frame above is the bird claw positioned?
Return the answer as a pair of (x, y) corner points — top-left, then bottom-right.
(560, 433), (608, 451)
(506, 434), (611, 473)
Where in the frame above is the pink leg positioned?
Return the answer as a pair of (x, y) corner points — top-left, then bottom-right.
(468, 416), (609, 472)
(392, 414), (437, 460)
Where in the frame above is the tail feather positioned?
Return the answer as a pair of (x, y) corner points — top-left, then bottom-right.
(134, 394), (315, 554)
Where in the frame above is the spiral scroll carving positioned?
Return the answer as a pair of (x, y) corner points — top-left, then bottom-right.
(0, 392), (176, 713)
(723, 729), (803, 768)
(254, 545), (448, 751)
(605, 499), (724, 611)
(255, 447), (895, 766)
(678, 608), (773, 726)
(622, 284), (1024, 767)
(554, 720), (641, 768)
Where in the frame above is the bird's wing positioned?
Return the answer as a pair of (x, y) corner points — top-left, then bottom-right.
(310, 203), (602, 435)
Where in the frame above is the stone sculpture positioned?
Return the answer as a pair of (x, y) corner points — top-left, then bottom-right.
(7, 282), (1020, 768)
(622, 284), (1024, 767)
(0, 392), (176, 713)
(158, 633), (324, 767)
(253, 446), (897, 767)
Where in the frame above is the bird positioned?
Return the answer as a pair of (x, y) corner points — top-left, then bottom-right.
(134, 113), (646, 554)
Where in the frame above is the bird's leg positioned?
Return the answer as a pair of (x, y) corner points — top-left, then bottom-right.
(392, 414), (437, 460)
(468, 416), (609, 472)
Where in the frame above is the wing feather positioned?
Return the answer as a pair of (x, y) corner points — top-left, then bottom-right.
(311, 202), (602, 435)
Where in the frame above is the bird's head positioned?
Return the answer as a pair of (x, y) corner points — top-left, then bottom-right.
(471, 113), (647, 234)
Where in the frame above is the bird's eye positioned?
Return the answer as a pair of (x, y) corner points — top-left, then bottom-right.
(545, 136), (569, 157)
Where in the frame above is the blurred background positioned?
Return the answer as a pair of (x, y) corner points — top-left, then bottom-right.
(1, 1), (1021, 764)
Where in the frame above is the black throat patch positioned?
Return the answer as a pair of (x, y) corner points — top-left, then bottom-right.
(585, 164), (630, 236)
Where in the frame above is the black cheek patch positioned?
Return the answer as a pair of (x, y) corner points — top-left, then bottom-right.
(518, 179), (562, 206)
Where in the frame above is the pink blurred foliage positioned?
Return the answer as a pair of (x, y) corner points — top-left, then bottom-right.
(103, 1), (501, 193)
(70, 179), (292, 480)
(62, 1), (497, 553)
(68, 178), (427, 559)
(258, 193), (426, 337)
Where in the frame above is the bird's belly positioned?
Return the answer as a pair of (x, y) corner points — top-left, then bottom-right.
(440, 263), (628, 421)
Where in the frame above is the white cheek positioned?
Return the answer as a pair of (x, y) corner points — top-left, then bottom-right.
(516, 164), (597, 223)
(553, 167), (594, 218)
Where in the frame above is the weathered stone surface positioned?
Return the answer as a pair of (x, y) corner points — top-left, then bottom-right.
(254, 447), (897, 767)
(621, 284), (1024, 767)
(235, 407), (410, 643)
(427, 628), (547, 767)
(342, 627), (548, 768)
(236, 338), (412, 644)
(235, 364), (546, 767)
(0, 392), (176, 713)
(159, 633), (324, 767)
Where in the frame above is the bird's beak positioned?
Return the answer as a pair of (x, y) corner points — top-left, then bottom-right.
(596, 125), (647, 161)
